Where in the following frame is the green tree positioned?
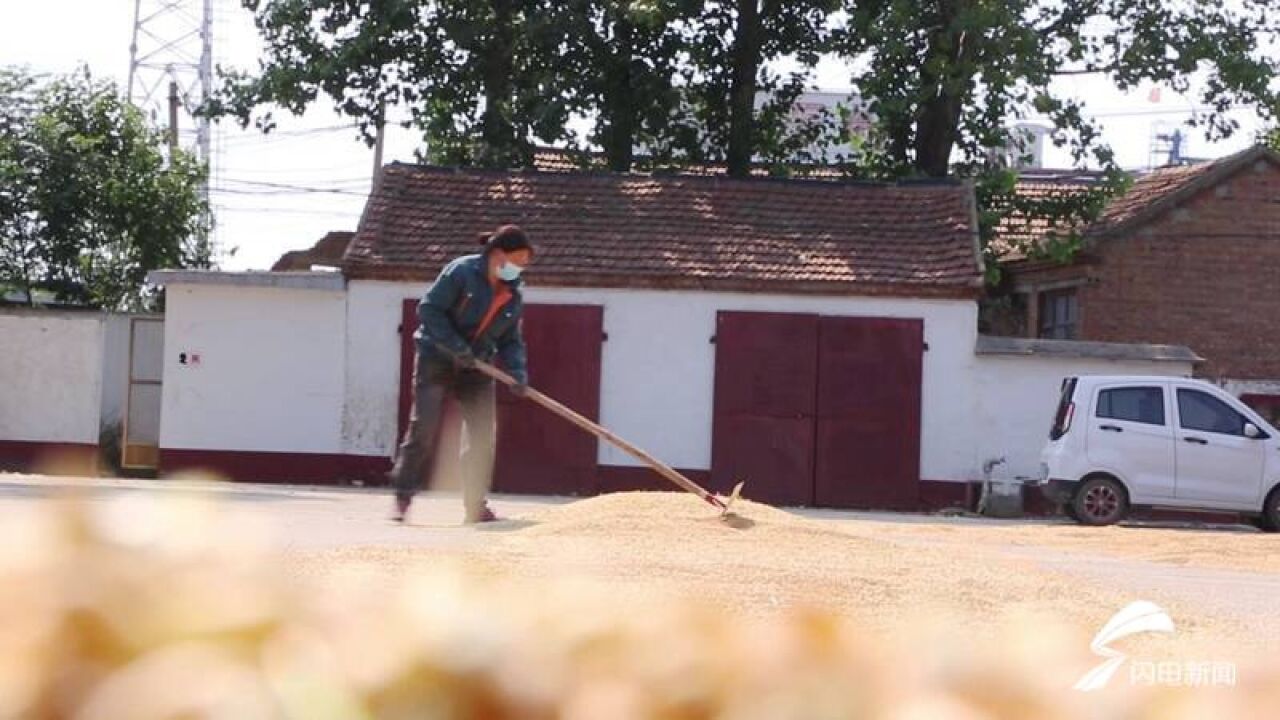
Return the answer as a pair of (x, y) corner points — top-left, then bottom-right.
(666, 0), (838, 176)
(211, 0), (576, 168)
(841, 0), (1279, 179)
(0, 68), (210, 310)
(0, 69), (42, 302)
(212, 1), (1277, 274)
(554, 0), (689, 171)
(212, 1), (843, 175)
(834, 0), (1278, 267)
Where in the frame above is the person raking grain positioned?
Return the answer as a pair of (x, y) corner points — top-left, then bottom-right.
(390, 224), (534, 524)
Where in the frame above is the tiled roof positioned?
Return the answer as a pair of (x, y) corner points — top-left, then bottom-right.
(343, 164), (983, 297)
(994, 145), (1280, 264)
(1087, 146), (1279, 238)
(992, 173), (1104, 259)
(532, 147), (846, 180)
(271, 231), (354, 271)
(531, 149), (596, 173)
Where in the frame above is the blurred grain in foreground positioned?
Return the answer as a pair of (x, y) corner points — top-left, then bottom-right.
(2, 486), (1277, 719)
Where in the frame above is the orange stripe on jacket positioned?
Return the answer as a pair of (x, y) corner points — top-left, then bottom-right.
(471, 284), (513, 342)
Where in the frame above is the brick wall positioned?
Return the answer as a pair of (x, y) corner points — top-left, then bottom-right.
(1081, 158), (1280, 379)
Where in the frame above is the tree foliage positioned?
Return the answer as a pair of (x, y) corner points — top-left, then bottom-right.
(0, 68), (210, 310)
(211, 0), (578, 168)
(212, 1), (1279, 274)
(659, 0), (838, 175)
(840, 0), (1279, 179)
(210, 0), (844, 174)
(833, 0), (1278, 266)
(553, 0), (689, 171)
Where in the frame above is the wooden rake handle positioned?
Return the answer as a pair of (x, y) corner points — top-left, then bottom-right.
(471, 360), (728, 511)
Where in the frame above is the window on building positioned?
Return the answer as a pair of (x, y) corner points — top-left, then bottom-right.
(1038, 288), (1078, 340)
(1097, 387), (1166, 426)
(978, 292), (1028, 337)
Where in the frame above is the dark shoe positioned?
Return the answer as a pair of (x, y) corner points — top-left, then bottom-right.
(391, 495), (412, 523)
(465, 504), (501, 524)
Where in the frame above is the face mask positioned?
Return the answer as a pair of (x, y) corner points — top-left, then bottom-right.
(497, 261), (524, 281)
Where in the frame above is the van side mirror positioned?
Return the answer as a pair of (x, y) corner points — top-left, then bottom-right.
(1245, 423), (1264, 439)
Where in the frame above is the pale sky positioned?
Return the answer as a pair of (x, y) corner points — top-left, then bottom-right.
(1, 0), (1271, 271)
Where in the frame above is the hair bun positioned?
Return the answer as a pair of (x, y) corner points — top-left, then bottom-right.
(476, 231), (491, 246)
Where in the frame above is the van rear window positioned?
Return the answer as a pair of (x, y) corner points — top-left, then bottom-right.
(1050, 377), (1078, 440)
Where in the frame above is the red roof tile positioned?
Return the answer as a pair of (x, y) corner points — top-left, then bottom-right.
(532, 147), (847, 180)
(992, 173), (1104, 260)
(994, 146), (1280, 264)
(271, 231), (354, 271)
(1087, 146), (1279, 238)
(342, 164), (983, 297)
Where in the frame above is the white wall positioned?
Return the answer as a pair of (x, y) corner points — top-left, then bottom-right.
(344, 281), (981, 482)
(0, 310), (104, 444)
(153, 278), (1206, 495)
(973, 354), (1193, 482)
(1220, 378), (1280, 399)
(159, 284), (346, 454)
(343, 280), (413, 457)
(164, 276), (1202, 496)
(537, 287), (980, 480)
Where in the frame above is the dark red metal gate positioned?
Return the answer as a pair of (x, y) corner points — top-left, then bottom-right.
(398, 301), (603, 496)
(813, 316), (923, 509)
(710, 311), (924, 509)
(710, 312), (820, 507)
(493, 304), (603, 495)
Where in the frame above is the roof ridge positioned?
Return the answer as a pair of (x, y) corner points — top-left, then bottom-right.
(1088, 143), (1279, 239)
(381, 160), (966, 190)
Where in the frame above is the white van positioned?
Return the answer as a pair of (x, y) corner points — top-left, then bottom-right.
(1036, 376), (1280, 529)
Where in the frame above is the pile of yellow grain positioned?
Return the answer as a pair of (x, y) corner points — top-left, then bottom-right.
(300, 491), (1263, 658)
(487, 493), (1157, 628)
(841, 517), (1280, 574)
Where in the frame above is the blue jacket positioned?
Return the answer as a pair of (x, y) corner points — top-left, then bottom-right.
(415, 254), (528, 385)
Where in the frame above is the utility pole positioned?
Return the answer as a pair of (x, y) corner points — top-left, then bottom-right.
(168, 81), (180, 160)
(372, 101), (386, 189)
(129, 0), (214, 259)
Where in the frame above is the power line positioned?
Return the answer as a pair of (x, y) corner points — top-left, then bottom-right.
(1084, 105), (1248, 119)
(219, 177), (370, 188)
(224, 124), (360, 139)
(216, 178), (371, 195)
(216, 166), (371, 178)
(213, 204), (361, 217)
(217, 174), (373, 188)
(218, 124), (361, 147)
(211, 188), (361, 197)
(211, 188), (368, 198)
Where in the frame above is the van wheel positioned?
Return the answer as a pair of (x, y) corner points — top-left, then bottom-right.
(1072, 477), (1128, 526)
(1259, 489), (1280, 533)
